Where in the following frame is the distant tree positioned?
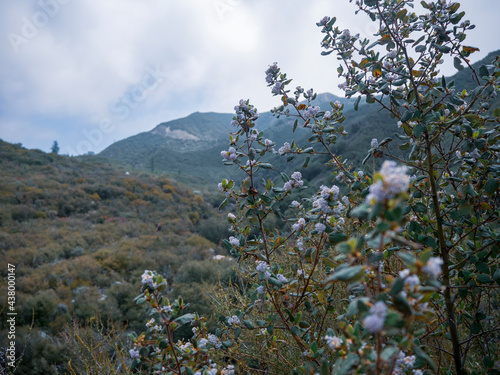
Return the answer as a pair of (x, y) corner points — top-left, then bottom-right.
(51, 140), (59, 154)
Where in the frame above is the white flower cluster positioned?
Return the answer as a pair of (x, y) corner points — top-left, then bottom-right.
(278, 142), (291, 155)
(276, 273), (288, 283)
(229, 236), (239, 246)
(313, 197), (331, 213)
(231, 99), (259, 126)
(363, 301), (387, 333)
(464, 148), (481, 160)
(146, 318), (162, 332)
(284, 171), (304, 191)
(227, 315), (240, 325)
(179, 342), (192, 352)
(221, 147), (237, 161)
(315, 223), (326, 233)
(208, 334), (222, 349)
(366, 161), (410, 203)
(250, 129), (259, 141)
(198, 338), (208, 348)
(399, 269), (420, 287)
(320, 184), (340, 200)
(324, 334), (342, 349)
(422, 257), (443, 278)
(129, 348), (140, 359)
(292, 218), (306, 232)
(157, 305), (172, 314)
(218, 181), (231, 197)
(303, 105), (321, 120)
(141, 270), (158, 289)
(392, 351), (417, 375)
(265, 62), (279, 84)
(256, 261), (271, 279)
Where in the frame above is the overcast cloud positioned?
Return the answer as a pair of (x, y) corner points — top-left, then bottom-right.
(0, 0), (498, 155)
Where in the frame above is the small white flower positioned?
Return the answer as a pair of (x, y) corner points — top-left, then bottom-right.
(315, 223), (326, 233)
(324, 335), (342, 349)
(277, 274), (288, 283)
(291, 200), (300, 207)
(371, 138), (379, 148)
(129, 349), (140, 359)
(399, 269), (410, 279)
(208, 334), (222, 349)
(256, 261), (269, 273)
(278, 142), (291, 155)
(423, 257), (443, 278)
(363, 301), (387, 333)
(292, 218), (306, 232)
(229, 236), (240, 247)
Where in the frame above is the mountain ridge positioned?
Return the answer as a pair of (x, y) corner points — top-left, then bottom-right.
(99, 50), (500, 188)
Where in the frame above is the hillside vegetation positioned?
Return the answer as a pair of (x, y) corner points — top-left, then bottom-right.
(0, 140), (234, 374)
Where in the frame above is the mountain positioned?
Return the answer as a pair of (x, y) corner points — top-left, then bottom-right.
(98, 94), (353, 187)
(99, 51), (500, 189)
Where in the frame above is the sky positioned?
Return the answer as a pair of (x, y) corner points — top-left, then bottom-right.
(0, 0), (498, 155)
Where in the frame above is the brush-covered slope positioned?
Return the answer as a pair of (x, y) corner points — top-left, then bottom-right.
(0, 139), (233, 374)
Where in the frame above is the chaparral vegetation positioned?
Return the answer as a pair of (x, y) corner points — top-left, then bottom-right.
(1, 0), (499, 374)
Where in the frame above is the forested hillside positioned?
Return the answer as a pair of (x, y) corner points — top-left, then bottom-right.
(0, 140), (234, 374)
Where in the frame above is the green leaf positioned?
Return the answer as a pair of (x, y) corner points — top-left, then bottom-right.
(494, 269), (500, 286)
(414, 123), (425, 138)
(243, 320), (254, 330)
(259, 163), (274, 169)
(159, 340), (170, 349)
(454, 57), (464, 71)
(268, 277), (282, 288)
(174, 313), (196, 326)
(475, 262), (490, 274)
(415, 45), (426, 53)
(329, 232), (348, 244)
(381, 346), (399, 362)
(479, 65), (489, 79)
(322, 265), (364, 284)
(401, 111), (413, 123)
(394, 292), (412, 315)
(321, 359), (330, 375)
(484, 178), (499, 195)
(354, 95), (361, 111)
(293, 119), (298, 132)
(413, 342), (437, 372)
(476, 274), (493, 284)
(234, 327), (241, 339)
(413, 202), (427, 213)
(390, 278), (404, 296)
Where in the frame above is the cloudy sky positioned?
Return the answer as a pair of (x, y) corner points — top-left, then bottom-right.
(0, 0), (498, 155)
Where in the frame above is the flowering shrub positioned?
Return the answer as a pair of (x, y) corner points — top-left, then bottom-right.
(130, 1), (499, 374)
